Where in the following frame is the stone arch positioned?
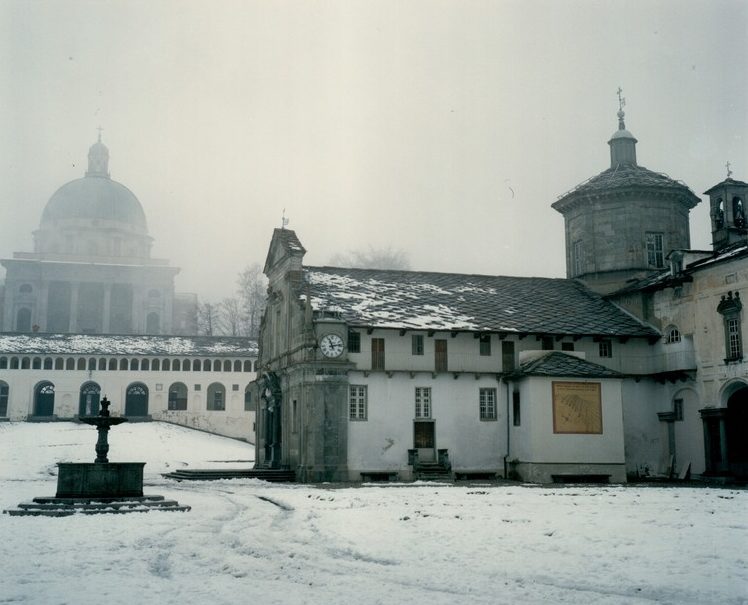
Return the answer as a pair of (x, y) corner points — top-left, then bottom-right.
(206, 382), (226, 411)
(79, 382), (101, 416)
(34, 381), (55, 416)
(125, 382), (149, 417)
(168, 382), (188, 410)
(701, 379), (748, 477)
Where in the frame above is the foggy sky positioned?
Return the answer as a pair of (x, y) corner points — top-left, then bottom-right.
(1, 0), (746, 302)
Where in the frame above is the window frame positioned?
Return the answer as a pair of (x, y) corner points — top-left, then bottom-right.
(479, 387), (497, 421)
(348, 330), (361, 354)
(415, 387), (432, 419)
(599, 339), (613, 358)
(349, 385), (368, 421)
(646, 232), (665, 268)
(412, 334), (424, 356)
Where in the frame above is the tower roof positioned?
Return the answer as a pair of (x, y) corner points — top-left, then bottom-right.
(553, 163), (700, 211)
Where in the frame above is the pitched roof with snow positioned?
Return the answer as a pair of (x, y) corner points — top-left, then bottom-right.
(302, 267), (658, 337)
(0, 334), (258, 356)
(510, 352), (623, 379)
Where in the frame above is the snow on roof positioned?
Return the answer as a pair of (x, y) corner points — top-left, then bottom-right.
(303, 267), (658, 337)
(0, 334), (258, 356)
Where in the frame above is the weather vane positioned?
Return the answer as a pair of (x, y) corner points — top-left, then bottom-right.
(616, 87), (626, 130)
(616, 87), (626, 112)
(281, 208), (290, 229)
(726, 161), (733, 179)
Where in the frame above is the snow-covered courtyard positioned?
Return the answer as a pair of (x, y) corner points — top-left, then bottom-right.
(1, 422), (745, 605)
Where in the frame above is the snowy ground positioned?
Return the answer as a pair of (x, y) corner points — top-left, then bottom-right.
(1, 422), (746, 605)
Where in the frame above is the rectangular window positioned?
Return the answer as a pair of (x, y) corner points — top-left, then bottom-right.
(673, 398), (683, 422)
(479, 333), (491, 356)
(412, 334), (424, 355)
(502, 341), (515, 372)
(572, 240), (584, 277)
(561, 342), (575, 351)
(479, 388), (497, 420)
(512, 391), (521, 426)
(727, 318), (742, 360)
(599, 339), (613, 358)
(646, 232), (665, 268)
(371, 338), (385, 370)
(348, 330), (361, 353)
(415, 387), (431, 418)
(292, 399), (298, 433)
(349, 385), (367, 420)
(541, 337), (554, 351)
(435, 339), (448, 372)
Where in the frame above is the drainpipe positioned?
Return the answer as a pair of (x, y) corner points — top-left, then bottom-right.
(503, 376), (511, 479)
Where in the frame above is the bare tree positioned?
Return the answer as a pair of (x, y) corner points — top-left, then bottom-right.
(330, 245), (411, 270)
(237, 263), (267, 338)
(197, 302), (221, 336)
(221, 297), (243, 336)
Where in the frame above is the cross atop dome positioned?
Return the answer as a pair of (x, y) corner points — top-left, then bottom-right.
(86, 130), (110, 178)
(616, 87), (627, 130)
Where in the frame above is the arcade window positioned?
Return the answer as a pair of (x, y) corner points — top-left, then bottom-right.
(479, 388), (497, 420)
(665, 327), (681, 344)
(415, 387), (431, 418)
(599, 339), (613, 358)
(349, 385), (367, 420)
(646, 232), (665, 268)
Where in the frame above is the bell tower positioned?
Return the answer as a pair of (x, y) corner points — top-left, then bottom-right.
(705, 164), (748, 251)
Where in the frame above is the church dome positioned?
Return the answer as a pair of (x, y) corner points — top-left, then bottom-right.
(39, 136), (148, 234)
(41, 177), (148, 232)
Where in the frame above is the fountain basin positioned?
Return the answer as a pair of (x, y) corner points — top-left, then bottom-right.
(56, 462), (145, 498)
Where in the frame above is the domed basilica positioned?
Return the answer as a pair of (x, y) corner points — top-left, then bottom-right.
(1, 136), (197, 335)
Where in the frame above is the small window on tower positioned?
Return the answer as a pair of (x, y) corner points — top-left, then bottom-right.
(646, 232), (665, 268)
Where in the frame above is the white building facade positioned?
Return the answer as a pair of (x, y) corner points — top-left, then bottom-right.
(0, 334), (258, 441)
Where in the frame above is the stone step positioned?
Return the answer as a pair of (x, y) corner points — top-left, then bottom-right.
(163, 468), (296, 482)
(4, 495), (190, 517)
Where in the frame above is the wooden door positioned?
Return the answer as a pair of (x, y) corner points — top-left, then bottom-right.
(371, 338), (385, 370)
(435, 339), (448, 372)
(414, 421), (435, 461)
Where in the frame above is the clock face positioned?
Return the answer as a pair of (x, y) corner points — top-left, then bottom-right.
(320, 333), (344, 358)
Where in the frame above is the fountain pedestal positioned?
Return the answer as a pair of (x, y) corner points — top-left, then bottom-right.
(56, 462), (145, 498)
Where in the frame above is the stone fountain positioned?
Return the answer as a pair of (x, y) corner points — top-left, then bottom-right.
(4, 398), (190, 516)
(56, 397), (144, 498)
